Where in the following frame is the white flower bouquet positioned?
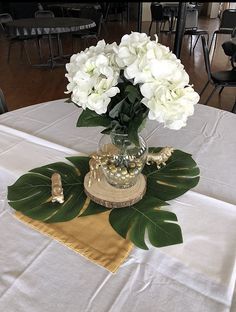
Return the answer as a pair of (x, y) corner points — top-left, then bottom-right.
(65, 32), (200, 144)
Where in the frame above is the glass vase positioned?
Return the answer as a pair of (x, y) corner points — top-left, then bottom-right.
(98, 132), (148, 189)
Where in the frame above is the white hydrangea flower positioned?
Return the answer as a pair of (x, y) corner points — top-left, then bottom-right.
(115, 32), (190, 88)
(141, 82), (200, 129)
(65, 40), (120, 115)
(65, 32), (200, 130)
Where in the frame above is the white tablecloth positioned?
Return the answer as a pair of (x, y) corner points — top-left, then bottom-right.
(0, 99), (235, 312)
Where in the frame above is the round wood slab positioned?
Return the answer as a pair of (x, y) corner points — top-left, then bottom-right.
(84, 172), (146, 208)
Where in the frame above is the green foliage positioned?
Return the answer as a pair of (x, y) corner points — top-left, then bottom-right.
(143, 148), (200, 200)
(73, 81), (149, 144)
(77, 109), (111, 128)
(109, 196), (182, 249)
(7, 149), (200, 249)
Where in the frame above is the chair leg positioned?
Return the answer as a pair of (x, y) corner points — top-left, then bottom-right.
(190, 35), (193, 56)
(156, 22), (160, 36)
(20, 41), (24, 60)
(209, 32), (216, 53)
(232, 100), (236, 113)
(193, 35), (200, 51)
(7, 41), (13, 63)
(219, 86), (224, 95)
(23, 41), (31, 65)
(36, 37), (43, 61)
(204, 85), (218, 105)
(200, 80), (210, 96)
(57, 34), (63, 57)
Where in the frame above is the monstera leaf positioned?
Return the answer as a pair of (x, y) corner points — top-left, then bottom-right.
(7, 158), (108, 223)
(143, 147), (200, 200)
(109, 196), (182, 249)
(7, 148), (200, 250)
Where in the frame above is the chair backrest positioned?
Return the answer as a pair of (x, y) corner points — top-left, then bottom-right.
(185, 9), (198, 30)
(0, 13), (13, 36)
(76, 8), (103, 37)
(150, 3), (165, 22)
(201, 36), (212, 81)
(219, 9), (236, 29)
(35, 10), (55, 18)
(0, 88), (8, 114)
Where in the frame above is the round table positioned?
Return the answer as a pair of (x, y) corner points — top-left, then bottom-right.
(5, 17), (96, 68)
(5, 17), (96, 36)
(0, 99), (236, 312)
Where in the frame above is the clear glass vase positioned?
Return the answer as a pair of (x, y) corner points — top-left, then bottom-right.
(98, 132), (148, 189)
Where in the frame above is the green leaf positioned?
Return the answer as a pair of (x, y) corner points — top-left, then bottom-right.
(77, 109), (111, 128)
(128, 110), (148, 145)
(80, 200), (110, 217)
(109, 195), (182, 249)
(108, 97), (127, 119)
(143, 148), (200, 200)
(8, 158), (90, 222)
(125, 85), (140, 103)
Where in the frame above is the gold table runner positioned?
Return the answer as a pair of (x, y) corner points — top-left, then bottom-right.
(15, 211), (133, 273)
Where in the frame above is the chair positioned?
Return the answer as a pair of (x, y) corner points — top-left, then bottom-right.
(148, 3), (170, 36)
(0, 13), (38, 64)
(35, 10), (54, 18)
(209, 9), (236, 56)
(0, 88), (8, 114)
(200, 36), (236, 106)
(71, 8), (103, 50)
(35, 10), (60, 60)
(184, 9), (209, 56)
(102, 2), (128, 23)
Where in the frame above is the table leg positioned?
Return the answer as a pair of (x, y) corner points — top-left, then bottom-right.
(47, 33), (54, 69)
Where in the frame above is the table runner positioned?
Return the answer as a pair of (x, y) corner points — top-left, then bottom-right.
(14, 210), (132, 273)
(0, 124), (132, 272)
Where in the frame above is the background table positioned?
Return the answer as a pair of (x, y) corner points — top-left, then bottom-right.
(5, 18), (96, 68)
(0, 99), (236, 312)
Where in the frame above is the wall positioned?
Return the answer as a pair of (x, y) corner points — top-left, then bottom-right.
(142, 2), (151, 21)
(207, 2), (220, 18)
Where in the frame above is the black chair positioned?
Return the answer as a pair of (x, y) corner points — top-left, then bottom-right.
(0, 13), (38, 64)
(35, 10), (54, 18)
(148, 3), (170, 36)
(71, 8), (103, 50)
(34, 10), (63, 60)
(0, 88), (8, 114)
(98, 2), (127, 23)
(209, 9), (236, 56)
(184, 9), (209, 55)
(200, 36), (236, 106)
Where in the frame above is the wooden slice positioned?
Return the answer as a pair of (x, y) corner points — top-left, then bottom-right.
(84, 172), (146, 208)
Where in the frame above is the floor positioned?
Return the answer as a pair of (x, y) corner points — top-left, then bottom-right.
(0, 15), (235, 112)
